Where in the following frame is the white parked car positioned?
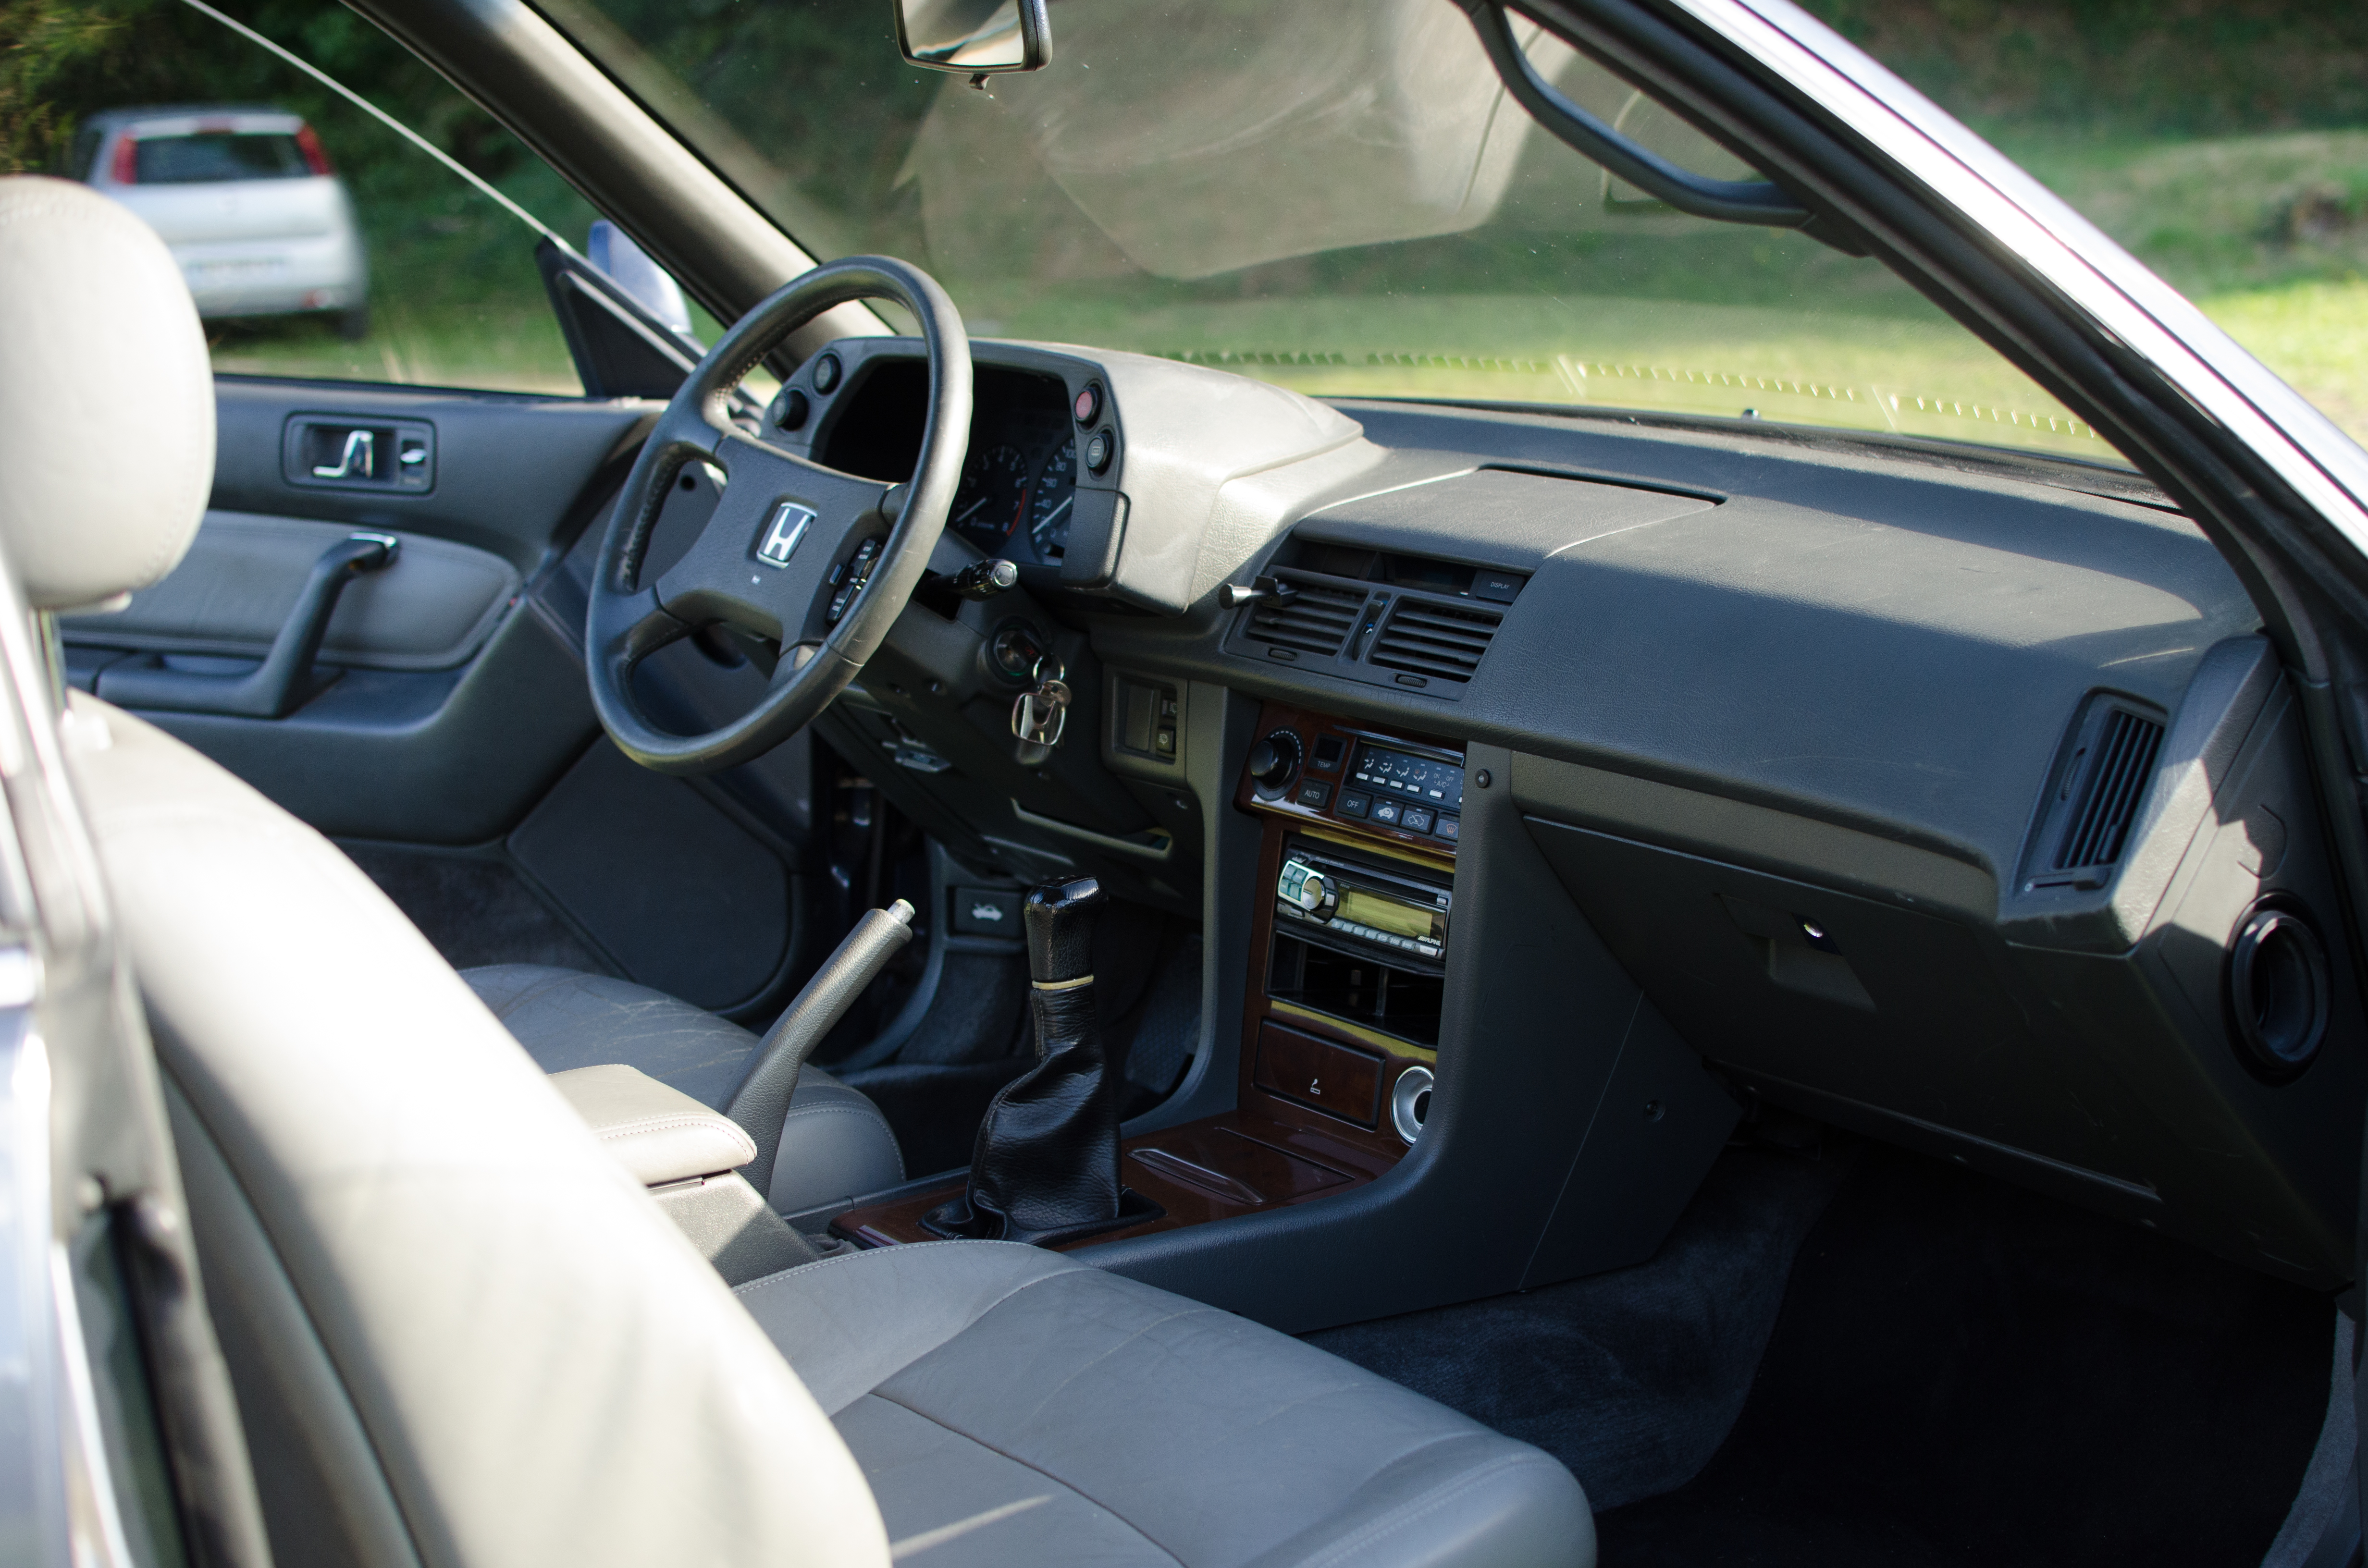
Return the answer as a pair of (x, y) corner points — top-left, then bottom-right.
(77, 104), (369, 338)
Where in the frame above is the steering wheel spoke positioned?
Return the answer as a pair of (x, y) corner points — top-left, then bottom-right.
(584, 256), (971, 775)
(656, 433), (890, 644)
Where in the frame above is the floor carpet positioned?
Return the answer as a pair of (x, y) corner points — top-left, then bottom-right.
(1593, 1143), (2336, 1567)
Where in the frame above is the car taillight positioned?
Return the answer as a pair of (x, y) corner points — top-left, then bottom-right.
(109, 136), (138, 184)
(296, 125), (333, 176)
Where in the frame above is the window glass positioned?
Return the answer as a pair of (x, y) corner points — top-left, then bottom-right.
(1799, 0), (2368, 449)
(547, 0), (2112, 460)
(2, 0), (594, 394)
(134, 128), (312, 184)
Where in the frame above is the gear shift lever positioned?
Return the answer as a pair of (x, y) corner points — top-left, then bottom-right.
(923, 876), (1160, 1245)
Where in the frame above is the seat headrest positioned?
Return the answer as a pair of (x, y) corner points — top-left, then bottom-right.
(0, 176), (211, 612)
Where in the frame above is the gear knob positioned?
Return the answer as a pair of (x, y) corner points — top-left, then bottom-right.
(1024, 876), (1103, 984)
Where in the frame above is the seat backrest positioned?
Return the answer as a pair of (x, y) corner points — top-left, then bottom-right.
(0, 175), (891, 1568)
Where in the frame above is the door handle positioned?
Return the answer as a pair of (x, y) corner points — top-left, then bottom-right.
(311, 429), (375, 480)
(99, 533), (400, 719)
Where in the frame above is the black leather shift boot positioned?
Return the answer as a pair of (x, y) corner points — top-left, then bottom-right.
(923, 878), (1161, 1247)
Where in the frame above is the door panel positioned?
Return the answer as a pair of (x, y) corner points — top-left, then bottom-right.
(59, 374), (823, 1020)
(112, 604), (595, 845)
(209, 378), (650, 571)
(66, 509), (518, 670)
(62, 377), (646, 845)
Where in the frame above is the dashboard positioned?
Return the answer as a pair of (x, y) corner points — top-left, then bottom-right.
(764, 333), (2362, 1322)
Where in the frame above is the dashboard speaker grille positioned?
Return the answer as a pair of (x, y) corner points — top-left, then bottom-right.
(2053, 708), (2164, 871)
(1244, 575), (1364, 656)
(1369, 599), (1503, 684)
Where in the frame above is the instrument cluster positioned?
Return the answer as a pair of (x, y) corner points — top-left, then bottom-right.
(811, 359), (1088, 566)
(940, 365), (1079, 564)
(950, 419), (1077, 563)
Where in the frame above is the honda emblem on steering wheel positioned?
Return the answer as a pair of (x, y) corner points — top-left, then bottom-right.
(755, 501), (815, 568)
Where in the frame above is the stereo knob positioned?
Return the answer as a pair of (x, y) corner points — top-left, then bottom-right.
(1277, 858), (1331, 914)
(1249, 730), (1302, 796)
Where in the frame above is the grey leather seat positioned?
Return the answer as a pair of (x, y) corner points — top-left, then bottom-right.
(745, 1241), (1591, 1563)
(462, 963), (905, 1213)
(3, 175), (1595, 1568)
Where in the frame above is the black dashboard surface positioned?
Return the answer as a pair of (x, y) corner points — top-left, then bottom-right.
(1077, 394), (2363, 1289)
(1109, 401), (2259, 908)
(787, 340), (2350, 1293)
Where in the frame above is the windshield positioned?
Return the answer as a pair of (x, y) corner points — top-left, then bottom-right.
(549, 0), (2109, 461)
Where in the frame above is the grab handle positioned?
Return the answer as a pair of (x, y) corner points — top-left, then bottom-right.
(99, 532), (399, 719)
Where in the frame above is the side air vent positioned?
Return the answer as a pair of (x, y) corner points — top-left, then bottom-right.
(1243, 575), (1365, 657)
(2027, 702), (2166, 891)
(2054, 708), (2164, 871)
(1369, 598), (1504, 685)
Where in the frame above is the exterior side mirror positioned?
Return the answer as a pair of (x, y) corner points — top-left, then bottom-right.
(894, 0), (1050, 78)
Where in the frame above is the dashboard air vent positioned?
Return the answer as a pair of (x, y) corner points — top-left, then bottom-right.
(1243, 575), (1365, 657)
(2052, 707), (2164, 872)
(1369, 599), (1504, 684)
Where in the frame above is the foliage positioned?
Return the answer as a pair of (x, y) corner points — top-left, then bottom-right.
(1797, 0), (2368, 141)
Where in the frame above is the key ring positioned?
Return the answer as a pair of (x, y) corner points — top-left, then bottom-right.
(1032, 652), (1067, 686)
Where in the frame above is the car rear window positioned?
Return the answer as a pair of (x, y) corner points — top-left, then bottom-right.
(132, 131), (309, 184)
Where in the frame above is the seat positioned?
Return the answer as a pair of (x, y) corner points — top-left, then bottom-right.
(462, 963), (905, 1213)
(743, 1242), (1591, 1564)
(2, 174), (1594, 1568)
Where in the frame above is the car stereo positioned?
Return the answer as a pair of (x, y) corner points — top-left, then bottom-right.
(1274, 837), (1451, 968)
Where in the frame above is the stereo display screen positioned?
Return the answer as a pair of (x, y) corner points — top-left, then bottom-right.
(1337, 888), (1443, 942)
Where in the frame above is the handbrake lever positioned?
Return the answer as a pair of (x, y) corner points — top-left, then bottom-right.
(725, 899), (915, 1201)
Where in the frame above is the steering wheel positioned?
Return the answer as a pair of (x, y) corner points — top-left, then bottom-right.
(586, 257), (971, 775)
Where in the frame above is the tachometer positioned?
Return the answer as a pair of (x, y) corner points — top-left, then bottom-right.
(950, 443), (1030, 551)
(1029, 437), (1077, 559)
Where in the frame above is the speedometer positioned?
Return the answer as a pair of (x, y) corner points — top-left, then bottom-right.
(1028, 437), (1077, 559)
(951, 444), (1029, 551)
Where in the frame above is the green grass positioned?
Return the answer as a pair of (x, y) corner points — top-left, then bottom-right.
(209, 296), (580, 395)
(1998, 128), (2368, 448)
(988, 289), (2110, 457)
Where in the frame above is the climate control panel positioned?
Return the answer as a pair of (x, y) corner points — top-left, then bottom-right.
(1235, 701), (1466, 860)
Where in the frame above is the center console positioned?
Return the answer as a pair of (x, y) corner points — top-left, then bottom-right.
(831, 698), (1460, 1250)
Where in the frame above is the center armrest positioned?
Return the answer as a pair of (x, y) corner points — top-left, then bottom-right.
(551, 1064), (757, 1187)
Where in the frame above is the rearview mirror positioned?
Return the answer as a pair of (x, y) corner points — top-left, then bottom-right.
(894, 0), (1050, 77)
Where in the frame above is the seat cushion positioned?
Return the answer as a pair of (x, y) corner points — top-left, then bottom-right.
(464, 964), (905, 1212)
(739, 1241), (1594, 1568)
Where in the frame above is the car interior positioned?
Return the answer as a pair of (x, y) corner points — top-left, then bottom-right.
(7, 0), (2368, 1565)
